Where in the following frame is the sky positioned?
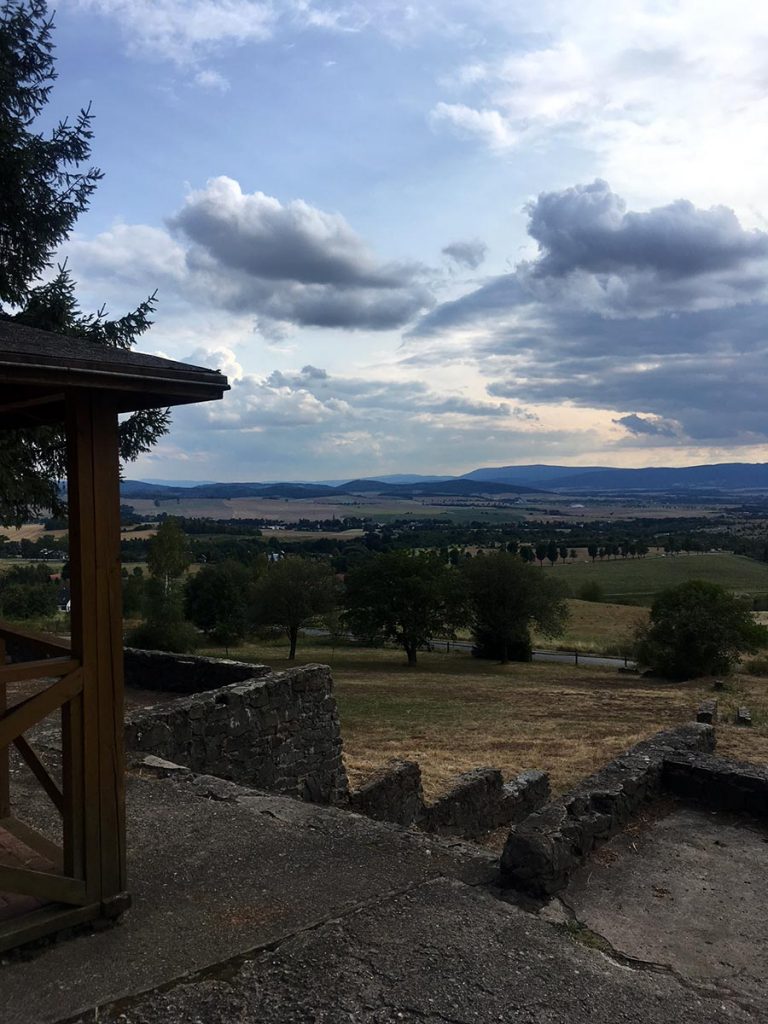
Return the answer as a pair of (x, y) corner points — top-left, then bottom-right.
(43, 0), (768, 481)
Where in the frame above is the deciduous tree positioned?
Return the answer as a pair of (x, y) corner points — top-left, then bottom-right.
(185, 561), (254, 649)
(344, 551), (464, 666)
(635, 580), (768, 679)
(463, 551), (568, 664)
(254, 557), (339, 660)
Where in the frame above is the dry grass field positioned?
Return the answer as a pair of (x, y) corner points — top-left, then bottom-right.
(127, 495), (435, 522)
(534, 598), (647, 654)
(198, 639), (768, 802)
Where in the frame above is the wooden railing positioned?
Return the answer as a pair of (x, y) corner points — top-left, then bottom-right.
(0, 622), (86, 909)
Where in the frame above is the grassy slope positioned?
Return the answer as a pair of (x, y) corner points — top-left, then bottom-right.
(198, 639), (768, 803)
(533, 598), (647, 654)
(544, 552), (768, 604)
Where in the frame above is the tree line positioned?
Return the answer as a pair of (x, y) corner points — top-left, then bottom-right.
(126, 521), (569, 664)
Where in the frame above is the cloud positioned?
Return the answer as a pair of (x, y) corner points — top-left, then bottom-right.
(73, 0), (275, 63)
(169, 177), (432, 329)
(613, 414), (680, 438)
(410, 182), (768, 446)
(153, 359), (555, 480)
(430, 102), (516, 151)
(442, 239), (487, 270)
(430, 3), (768, 211)
(64, 177), (433, 332)
(417, 180), (768, 330)
(194, 68), (230, 91)
(527, 180), (768, 279)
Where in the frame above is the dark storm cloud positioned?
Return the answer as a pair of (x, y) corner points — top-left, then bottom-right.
(409, 181), (768, 445)
(612, 414), (679, 437)
(168, 177), (433, 330)
(442, 239), (488, 269)
(414, 180), (768, 337)
(526, 179), (768, 278)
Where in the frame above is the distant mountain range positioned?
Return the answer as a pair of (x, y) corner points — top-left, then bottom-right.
(123, 462), (768, 502)
(121, 477), (544, 501)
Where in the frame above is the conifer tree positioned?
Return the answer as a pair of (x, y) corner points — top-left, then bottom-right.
(0, 2), (169, 524)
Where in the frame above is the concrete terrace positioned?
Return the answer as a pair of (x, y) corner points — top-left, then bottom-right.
(3, 754), (767, 1024)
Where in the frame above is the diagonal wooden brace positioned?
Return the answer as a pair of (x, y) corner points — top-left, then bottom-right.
(0, 670), (83, 750)
(0, 866), (87, 906)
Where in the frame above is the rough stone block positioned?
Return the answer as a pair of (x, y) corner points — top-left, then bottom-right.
(696, 698), (718, 724)
(500, 723), (714, 897)
(349, 759), (425, 826)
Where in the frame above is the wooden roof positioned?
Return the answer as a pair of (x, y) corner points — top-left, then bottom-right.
(0, 321), (229, 428)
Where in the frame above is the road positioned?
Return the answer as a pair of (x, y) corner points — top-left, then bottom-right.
(303, 629), (636, 671)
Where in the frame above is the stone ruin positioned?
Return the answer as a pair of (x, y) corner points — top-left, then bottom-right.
(123, 648), (768, 886)
(123, 648), (549, 840)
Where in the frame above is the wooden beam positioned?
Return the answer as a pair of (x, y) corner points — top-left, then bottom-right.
(1, 815), (61, 868)
(0, 901), (114, 955)
(0, 657), (79, 686)
(61, 693), (85, 880)
(0, 392), (64, 415)
(0, 669), (82, 750)
(0, 639), (7, 819)
(13, 736), (65, 815)
(67, 392), (126, 904)
(0, 866), (87, 906)
(0, 622), (71, 658)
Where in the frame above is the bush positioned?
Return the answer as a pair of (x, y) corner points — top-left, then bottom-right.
(577, 581), (604, 602)
(635, 579), (768, 680)
(463, 551), (568, 664)
(471, 629), (532, 662)
(743, 656), (768, 677)
(126, 619), (200, 654)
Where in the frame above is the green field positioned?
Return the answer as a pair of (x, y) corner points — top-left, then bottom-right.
(545, 552), (768, 604)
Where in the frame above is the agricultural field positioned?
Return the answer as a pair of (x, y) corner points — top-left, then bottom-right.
(548, 551), (768, 604)
(533, 599), (647, 654)
(198, 639), (768, 801)
(122, 492), (731, 526)
(127, 495), (445, 522)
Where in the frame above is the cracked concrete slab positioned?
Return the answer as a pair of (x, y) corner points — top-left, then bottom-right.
(1, 762), (496, 1024)
(564, 803), (768, 1015)
(73, 877), (756, 1024)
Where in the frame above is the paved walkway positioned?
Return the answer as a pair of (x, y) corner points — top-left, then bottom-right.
(2, 764), (765, 1024)
(564, 804), (768, 1017)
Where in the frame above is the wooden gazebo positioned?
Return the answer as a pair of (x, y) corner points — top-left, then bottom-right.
(0, 321), (228, 951)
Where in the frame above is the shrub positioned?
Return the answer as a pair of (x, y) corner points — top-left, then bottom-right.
(743, 656), (768, 677)
(126, 619), (200, 654)
(635, 579), (768, 680)
(578, 581), (604, 603)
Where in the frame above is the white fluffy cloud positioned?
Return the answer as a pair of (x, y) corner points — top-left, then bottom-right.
(432, 1), (768, 213)
(71, 0), (274, 63)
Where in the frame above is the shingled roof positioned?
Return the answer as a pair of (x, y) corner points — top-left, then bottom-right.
(0, 320), (229, 426)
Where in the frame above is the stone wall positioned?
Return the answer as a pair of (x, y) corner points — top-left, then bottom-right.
(349, 759), (424, 826)
(124, 648), (271, 694)
(500, 723), (715, 896)
(349, 759), (549, 839)
(125, 661), (348, 804)
(663, 752), (768, 817)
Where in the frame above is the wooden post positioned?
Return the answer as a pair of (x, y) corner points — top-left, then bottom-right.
(0, 637), (8, 818)
(65, 391), (126, 903)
